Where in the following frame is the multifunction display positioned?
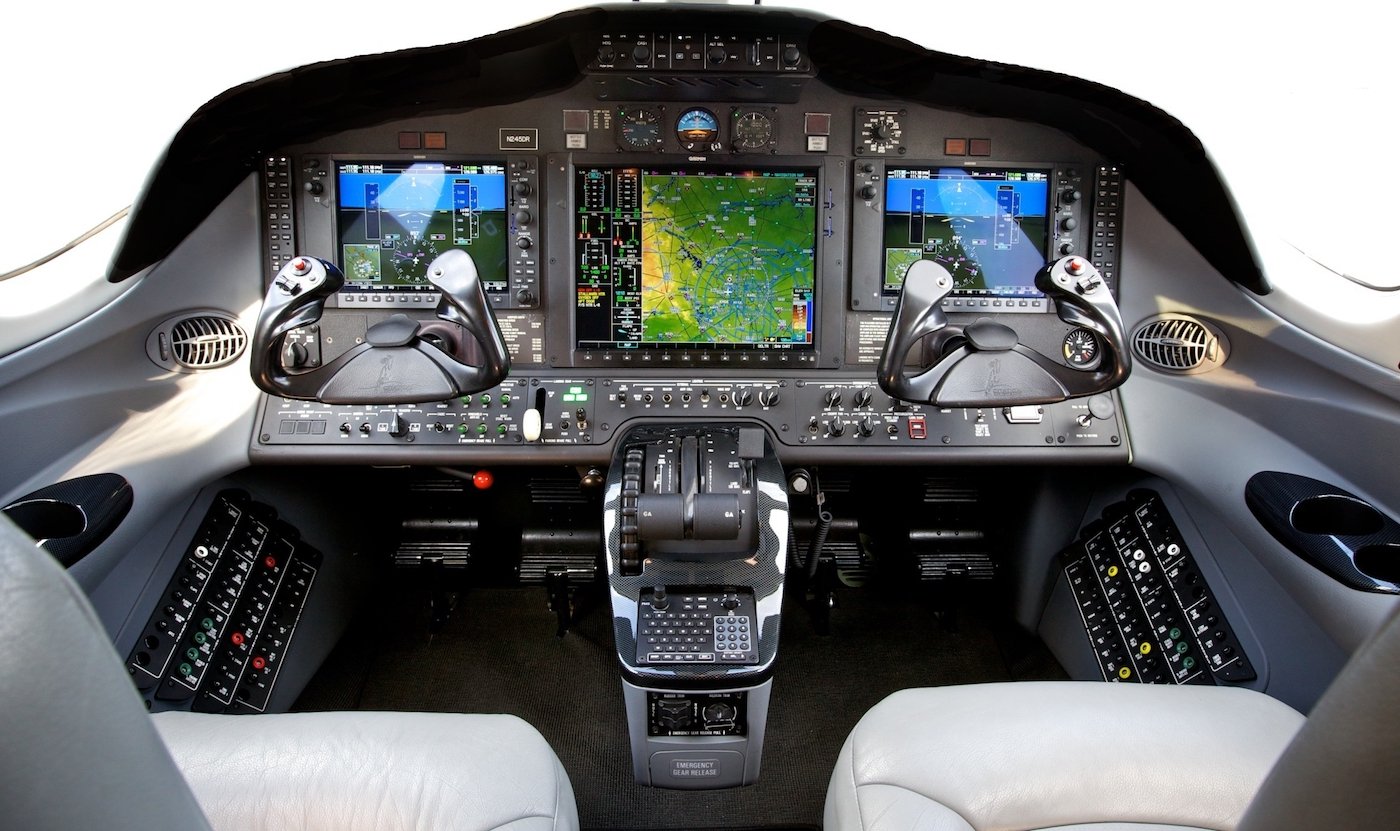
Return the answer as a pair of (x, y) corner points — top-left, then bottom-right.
(574, 166), (818, 351)
(337, 161), (508, 293)
(883, 167), (1049, 299)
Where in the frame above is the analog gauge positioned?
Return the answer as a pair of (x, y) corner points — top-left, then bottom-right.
(616, 107), (663, 151)
(1063, 327), (1102, 370)
(731, 109), (774, 152)
(675, 107), (720, 151)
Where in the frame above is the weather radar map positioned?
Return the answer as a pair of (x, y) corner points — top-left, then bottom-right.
(336, 161), (507, 293)
(882, 167), (1049, 298)
(574, 166), (817, 351)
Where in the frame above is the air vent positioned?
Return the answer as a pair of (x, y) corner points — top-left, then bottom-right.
(1131, 314), (1229, 375)
(145, 312), (247, 372)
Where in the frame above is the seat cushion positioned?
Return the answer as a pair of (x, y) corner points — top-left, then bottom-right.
(825, 682), (1303, 831)
(154, 710), (577, 831)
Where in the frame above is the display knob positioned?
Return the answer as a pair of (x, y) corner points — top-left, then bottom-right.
(858, 416), (878, 437)
(721, 594), (740, 610)
(1063, 189), (1082, 203)
(514, 208), (532, 226)
(735, 389), (754, 407)
(823, 389), (842, 407)
(782, 45), (801, 66)
(1059, 242), (1075, 255)
(759, 389), (781, 407)
(513, 181), (531, 198)
(651, 586), (669, 611)
(707, 45), (727, 65)
(303, 181), (323, 195)
(827, 417), (847, 437)
(853, 386), (874, 407)
(516, 236), (533, 250)
(515, 288), (536, 305)
(1061, 216), (1079, 231)
(859, 184), (877, 200)
(597, 45), (616, 64)
(632, 44), (652, 63)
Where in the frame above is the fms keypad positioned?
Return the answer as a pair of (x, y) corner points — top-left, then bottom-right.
(636, 587), (759, 665)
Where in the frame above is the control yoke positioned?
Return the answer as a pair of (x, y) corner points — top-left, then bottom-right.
(250, 249), (509, 404)
(877, 257), (1130, 407)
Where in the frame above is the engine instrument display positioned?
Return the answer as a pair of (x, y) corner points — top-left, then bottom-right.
(882, 167), (1049, 299)
(336, 161), (508, 293)
(574, 165), (818, 352)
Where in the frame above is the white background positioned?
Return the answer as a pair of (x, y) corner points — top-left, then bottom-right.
(1, 1), (1392, 285)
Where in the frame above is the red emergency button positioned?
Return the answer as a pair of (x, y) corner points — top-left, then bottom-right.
(907, 417), (928, 440)
(290, 257), (311, 275)
(472, 470), (494, 490)
(251, 656), (267, 671)
(230, 631), (245, 646)
(1066, 257), (1087, 276)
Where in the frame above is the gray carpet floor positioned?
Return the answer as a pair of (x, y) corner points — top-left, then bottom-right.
(296, 581), (1064, 829)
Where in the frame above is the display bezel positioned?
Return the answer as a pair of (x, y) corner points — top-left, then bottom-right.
(331, 157), (511, 295)
(880, 164), (1052, 302)
(569, 159), (825, 364)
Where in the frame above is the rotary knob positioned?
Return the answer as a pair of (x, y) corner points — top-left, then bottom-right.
(759, 389), (781, 407)
(827, 417), (847, 437)
(853, 386), (874, 408)
(857, 416), (878, 437)
(735, 389), (754, 407)
(823, 389), (843, 408)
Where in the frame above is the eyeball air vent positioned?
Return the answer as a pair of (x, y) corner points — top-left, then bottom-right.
(145, 312), (247, 372)
(1131, 314), (1228, 375)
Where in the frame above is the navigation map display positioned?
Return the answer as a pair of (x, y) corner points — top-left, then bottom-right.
(574, 166), (818, 351)
(882, 167), (1049, 298)
(336, 161), (508, 293)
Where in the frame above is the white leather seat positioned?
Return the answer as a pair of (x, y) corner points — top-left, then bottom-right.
(0, 514), (578, 831)
(155, 711), (578, 831)
(825, 682), (1303, 831)
(828, 600), (1400, 831)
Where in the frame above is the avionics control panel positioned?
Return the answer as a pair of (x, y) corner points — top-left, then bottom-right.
(254, 33), (1132, 466)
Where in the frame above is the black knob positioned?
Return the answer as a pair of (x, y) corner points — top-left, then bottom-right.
(759, 389), (781, 407)
(722, 595), (740, 610)
(858, 416), (878, 437)
(824, 389), (842, 407)
(1061, 217), (1079, 231)
(513, 181), (531, 198)
(359, 423), (372, 436)
(514, 209), (532, 226)
(873, 122), (894, 141)
(1059, 242), (1075, 255)
(285, 341), (309, 368)
(782, 45), (801, 66)
(859, 184), (877, 200)
(597, 45), (615, 64)
(651, 586), (669, 610)
(339, 422), (351, 435)
(632, 44), (652, 63)
(515, 288), (536, 305)
(1063, 189), (1082, 203)
(707, 45), (727, 65)
(303, 181), (323, 195)
(388, 414), (409, 438)
(828, 417), (846, 437)
(853, 386), (874, 407)
(735, 389), (754, 407)
(516, 236), (532, 250)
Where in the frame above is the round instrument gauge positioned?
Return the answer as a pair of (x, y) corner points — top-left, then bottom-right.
(731, 109), (774, 152)
(675, 107), (720, 151)
(616, 107), (663, 151)
(1063, 327), (1102, 370)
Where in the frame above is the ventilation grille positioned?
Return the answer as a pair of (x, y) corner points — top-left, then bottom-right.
(1132, 314), (1228, 375)
(145, 312), (247, 372)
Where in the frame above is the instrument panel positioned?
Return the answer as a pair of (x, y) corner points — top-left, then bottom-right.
(253, 25), (1129, 465)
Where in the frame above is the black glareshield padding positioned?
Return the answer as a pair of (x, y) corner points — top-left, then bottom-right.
(251, 249), (509, 404)
(878, 257), (1130, 408)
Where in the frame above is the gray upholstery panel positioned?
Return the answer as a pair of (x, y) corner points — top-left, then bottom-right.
(154, 710), (579, 831)
(1239, 603), (1400, 831)
(825, 682), (1303, 831)
(0, 515), (213, 831)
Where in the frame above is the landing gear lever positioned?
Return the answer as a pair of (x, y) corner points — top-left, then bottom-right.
(251, 250), (510, 404)
(876, 257), (1131, 407)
